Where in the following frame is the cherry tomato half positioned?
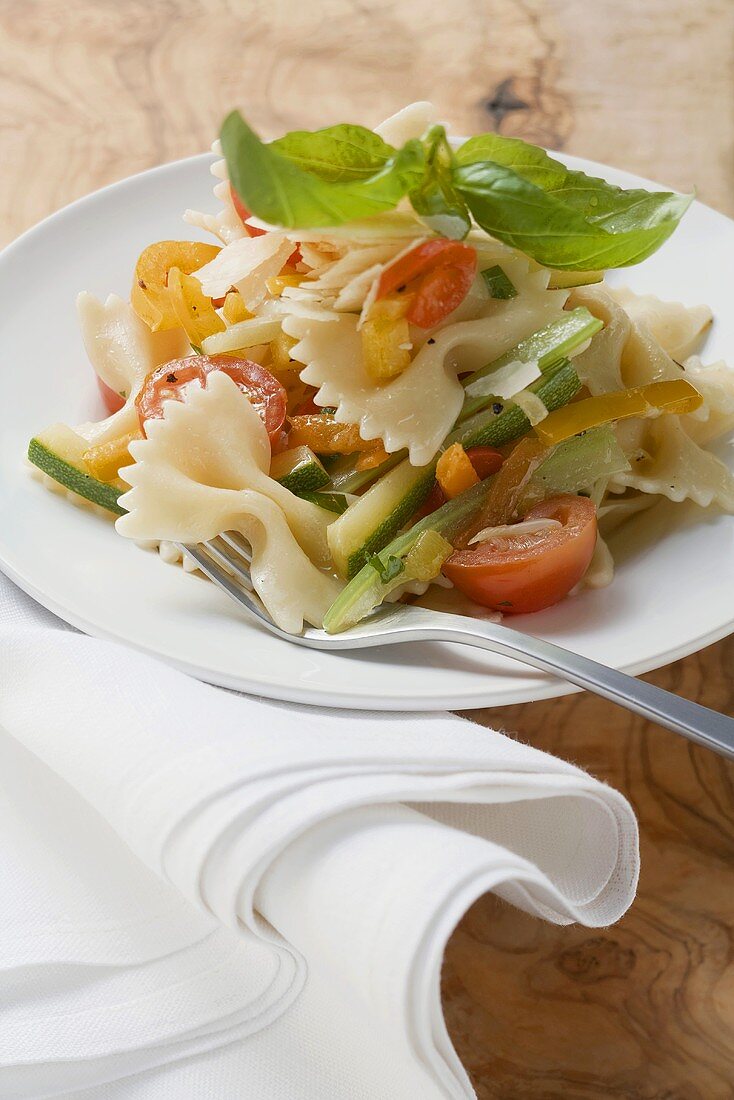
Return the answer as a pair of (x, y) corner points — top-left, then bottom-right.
(97, 375), (126, 414)
(442, 494), (597, 615)
(230, 185), (301, 265)
(136, 355), (287, 448)
(376, 240), (477, 329)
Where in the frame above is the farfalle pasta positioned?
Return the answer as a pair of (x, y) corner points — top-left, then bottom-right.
(27, 102), (734, 634)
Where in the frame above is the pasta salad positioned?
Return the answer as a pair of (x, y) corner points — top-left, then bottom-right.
(28, 102), (734, 634)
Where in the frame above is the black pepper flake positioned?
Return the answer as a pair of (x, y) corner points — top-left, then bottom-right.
(397, 284), (406, 293)
(492, 402), (503, 415)
(166, 372), (178, 384)
(427, 337), (436, 345)
(138, 279), (147, 289)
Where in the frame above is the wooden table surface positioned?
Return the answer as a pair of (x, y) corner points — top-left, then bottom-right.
(3, 1), (733, 1095)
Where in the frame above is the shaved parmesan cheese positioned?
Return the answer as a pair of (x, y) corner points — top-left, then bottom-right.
(464, 359), (541, 401)
(194, 234), (294, 308)
(468, 519), (562, 546)
(375, 102), (438, 145)
(512, 389), (549, 426)
(202, 316), (284, 354)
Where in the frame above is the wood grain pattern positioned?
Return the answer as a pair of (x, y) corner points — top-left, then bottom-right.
(2, 1), (733, 1094)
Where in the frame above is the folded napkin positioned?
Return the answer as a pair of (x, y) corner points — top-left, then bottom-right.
(0, 570), (638, 1099)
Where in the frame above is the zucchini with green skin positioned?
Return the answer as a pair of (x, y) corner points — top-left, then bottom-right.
(452, 359), (581, 450)
(459, 307), (601, 420)
(300, 490), (351, 515)
(327, 459), (437, 578)
(327, 359), (581, 578)
(270, 445), (330, 494)
(28, 428), (125, 515)
(323, 478), (494, 633)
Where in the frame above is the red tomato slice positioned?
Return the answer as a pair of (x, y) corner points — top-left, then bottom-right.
(376, 240), (477, 328)
(136, 355), (287, 447)
(442, 494), (597, 615)
(230, 186), (267, 236)
(465, 446), (504, 480)
(230, 185), (301, 265)
(96, 375), (126, 414)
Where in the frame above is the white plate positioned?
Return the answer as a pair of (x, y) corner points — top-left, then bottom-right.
(1, 151), (732, 709)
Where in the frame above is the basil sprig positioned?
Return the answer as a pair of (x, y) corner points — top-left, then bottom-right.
(220, 111), (692, 270)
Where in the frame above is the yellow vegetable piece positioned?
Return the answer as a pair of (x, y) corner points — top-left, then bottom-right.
(222, 290), (252, 326)
(131, 240), (221, 332)
(167, 267), (225, 347)
(270, 331), (297, 371)
(266, 271), (304, 296)
(83, 430), (142, 483)
(436, 442), (480, 500)
(361, 297), (412, 383)
(355, 441), (390, 471)
(405, 529), (453, 582)
(534, 378), (704, 446)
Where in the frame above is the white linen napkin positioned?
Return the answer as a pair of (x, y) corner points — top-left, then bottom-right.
(0, 570), (639, 1100)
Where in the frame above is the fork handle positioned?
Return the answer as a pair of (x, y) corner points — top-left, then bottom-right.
(420, 615), (734, 759)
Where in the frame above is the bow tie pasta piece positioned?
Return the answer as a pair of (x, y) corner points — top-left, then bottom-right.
(571, 283), (687, 398)
(74, 293), (189, 446)
(183, 140), (249, 246)
(572, 284), (731, 437)
(610, 287), (712, 362)
(284, 272), (570, 466)
(609, 415), (734, 512)
(117, 372), (333, 568)
(681, 357), (734, 443)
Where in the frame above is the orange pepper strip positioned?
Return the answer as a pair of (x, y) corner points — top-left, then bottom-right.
(131, 241), (221, 332)
(436, 443), (480, 500)
(83, 430), (142, 483)
(535, 379), (703, 447)
(463, 436), (549, 540)
(288, 415), (382, 456)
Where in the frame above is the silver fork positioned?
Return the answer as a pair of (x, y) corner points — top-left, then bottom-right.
(179, 534), (734, 761)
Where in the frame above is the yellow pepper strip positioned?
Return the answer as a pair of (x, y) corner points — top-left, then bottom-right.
(167, 267), (225, 347)
(361, 297), (412, 383)
(222, 290), (252, 325)
(436, 442), (480, 500)
(83, 430), (142, 483)
(270, 331), (297, 371)
(131, 241), (221, 331)
(355, 441), (390, 471)
(534, 378), (703, 447)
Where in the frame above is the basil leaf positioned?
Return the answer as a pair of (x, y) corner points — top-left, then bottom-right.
(221, 111), (424, 228)
(481, 265), (517, 299)
(271, 124), (395, 182)
(456, 133), (566, 190)
(409, 125), (471, 240)
(366, 552), (405, 583)
(454, 160), (692, 270)
(456, 131), (693, 267)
